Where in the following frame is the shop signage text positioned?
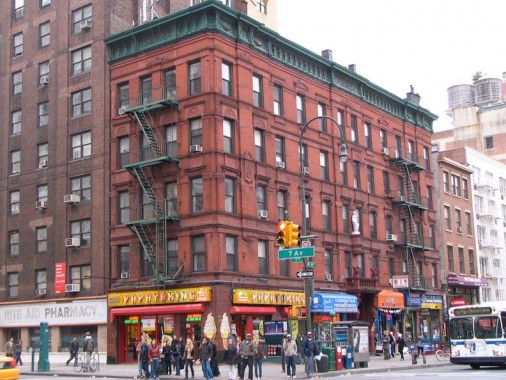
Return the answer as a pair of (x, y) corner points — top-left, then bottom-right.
(233, 289), (305, 305)
(108, 287), (211, 307)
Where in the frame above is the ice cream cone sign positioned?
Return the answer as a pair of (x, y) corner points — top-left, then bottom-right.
(220, 313), (231, 349)
(203, 312), (217, 341)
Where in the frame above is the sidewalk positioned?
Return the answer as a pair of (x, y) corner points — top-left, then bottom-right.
(21, 353), (451, 378)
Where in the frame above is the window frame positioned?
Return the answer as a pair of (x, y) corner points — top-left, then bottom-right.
(71, 88), (92, 117)
(38, 101), (49, 128)
(190, 177), (203, 213)
(70, 219), (91, 246)
(273, 84), (283, 116)
(224, 177), (236, 213)
(223, 118), (235, 154)
(12, 71), (22, 95)
(11, 150), (21, 175)
(189, 61), (202, 96)
(9, 231), (20, 256)
(252, 74), (263, 108)
(36, 226), (48, 253)
(221, 61), (232, 97)
(71, 45), (92, 76)
(39, 21), (51, 47)
(225, 235), (238, 272)
(191, 235), (206, 272)
(254, 129), (265, 162)
(118, 191), (130, 224)
(71, 4), (92, 35)
(71, 131), (92, 160)
(296, 94), (306, 124)
(11, 110), (22, 135)
(13, 32), (23, 57)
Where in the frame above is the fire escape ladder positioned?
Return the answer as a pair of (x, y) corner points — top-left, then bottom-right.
(130, 167), (163, 217)
(133, 110), (163, 157)
(130, 224), (158, 274)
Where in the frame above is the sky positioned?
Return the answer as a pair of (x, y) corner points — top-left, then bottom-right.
(276, 0), (506, 132)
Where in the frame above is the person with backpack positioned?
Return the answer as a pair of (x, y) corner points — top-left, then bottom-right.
(83, 332), (95, 370)
(302, 332), (318, 378)
(224, 337), (237, 380)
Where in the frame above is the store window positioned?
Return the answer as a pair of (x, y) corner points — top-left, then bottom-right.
(60, 326), (97, 351)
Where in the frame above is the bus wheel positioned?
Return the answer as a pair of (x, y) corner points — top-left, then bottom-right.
(470, 364), (480, 369)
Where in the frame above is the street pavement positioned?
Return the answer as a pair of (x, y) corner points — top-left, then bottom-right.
(20, 352), (451, 378)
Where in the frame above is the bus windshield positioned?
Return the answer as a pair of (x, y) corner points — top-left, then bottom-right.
(474, 316), (503, 339)
(449, 317), (473, 340)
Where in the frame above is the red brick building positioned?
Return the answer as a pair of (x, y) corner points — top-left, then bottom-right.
(105, 1), (440, 361)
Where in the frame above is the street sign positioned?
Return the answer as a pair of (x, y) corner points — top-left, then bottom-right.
(296, 270), (314, 278)
(278, 247), (315, 260)
(292, 258), (304, 263)
(307, 261), (316, 268)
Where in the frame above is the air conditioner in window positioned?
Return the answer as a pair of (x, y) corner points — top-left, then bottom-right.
(64, 194), (81, 204)
(276, 161), (286, 169)
(457, 226), (463, 233)
(35, 200), (48, 210)
(35, 288), (47, 296)
(120, 271), (130, 279)
(381, 147), (390, 155)
(39, 160), (48, 168)
(80, 20), (92, 30)
(302, 166), (310, 175)
(190, 144), (203, 153)
(65, 237), (80, 248)
(65, 283), (81, 292)
(40, 75), (49, 85)
(387, 234), (398, 242)
(258, 210), (268, 219)
(118, 106), (128, 115)
(325, 273), (333, 281)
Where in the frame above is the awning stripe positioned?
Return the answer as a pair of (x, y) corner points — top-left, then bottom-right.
(229, 306), (277, 315)
(110, 303), (205, 320)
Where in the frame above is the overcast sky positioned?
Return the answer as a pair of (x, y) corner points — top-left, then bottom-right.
(276, 0), (506, 132)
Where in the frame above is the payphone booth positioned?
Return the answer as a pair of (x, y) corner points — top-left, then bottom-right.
(333, 321), (370, 368)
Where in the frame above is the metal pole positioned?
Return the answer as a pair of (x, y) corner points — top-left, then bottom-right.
(299, 116), (347, 334)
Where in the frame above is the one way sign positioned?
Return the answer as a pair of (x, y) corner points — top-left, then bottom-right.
(296, 270), (314, 278)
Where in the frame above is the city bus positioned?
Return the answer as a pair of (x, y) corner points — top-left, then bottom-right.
(448, 301), (506, 369)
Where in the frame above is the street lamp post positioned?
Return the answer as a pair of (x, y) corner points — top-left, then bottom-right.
(299, 116), (348, 334)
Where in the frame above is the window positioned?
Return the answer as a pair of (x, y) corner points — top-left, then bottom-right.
(118, 191), (129, 224)
(39, 60), (49, 85)
(40, 0), (51, 8)
(426, 186), (433, 209)
(300, 144), (308, 168)
(394, 135), (402, 158)
(364, 122), (372, 149)
(13, 32), (23, 57)
(344, 251), (352, 278)
(275, 136), (285, 166)
(39, 21), (50, 47)
(14, 0), (24, 19)
(431, 263), (437, 288)
(256, 185), (266, 213)
(71, 131), (91, 159)
(318, 103), (326, 132)
(226, 235), (237, 271)
(443, 171), (449, 192)
(7, 273), (18, 298)
(380, 129), (387, 149)
(71, 45), (91, 75)
(254, 129), (265, 162)
(11, 151), (21, 175)
(36, 270), (47, 293)
(408, 140), (416, 161)
(164, 68), (176, 99)
(353, 161), (361, 189)
(38, 143), (48, 165)
(191, 177), (203, 213)
(165, 182), (178, 218)
(350, 115), (358, 143)
(71, 88), (91, 117)
(223, 119), (234, 154)
(340, 161), (348, 186)
(118, 245), (130, 275)
(304, 195), (311, 229)
(258, 240), (268, 275)
(257, 0), (266, 14)
(451, 174), (461, 197)
(429, 225), (435, 249)
(367, 166), (375, 194)
(322, 200), (331, 231)
(252, 74), (263, 108)
(320, 151), (329, 181)
(190, 118), (202, 146)
(455, 209), (462, 230)
(273, 84), (283, 116)
(383, 170), (390, 194)
(72, 5), (92, 34)
(458, 247), (465, 274)
(369, 212), (377, 239)
(462, 178), (469, 199)
(386, 214), (393, 235)
(70, 265), (91, 291)
(9, 231), (19, 256)
(444, 205), (451, 230)
(337, 109), (345, 126)
(324, 249), (332, 278)
(342, 204), (350, 234)
(141, 192), (155, 220)
(12, 71), (22, 95)
(296, 94), (306, 124)
(485, 136), (494, 150)
(224, 177), (236, 213)
(465, 212), (472, 235)
(11, 110), (21, 135)
(277, 190), (287, 221)
(118, 137), (129, 168)
(222, 62), (232, 96)
(165, 124), (177, 158)
(423, 147), (430, 169)
(189, 61), (201, 95)
(118, 83), (129, 111)
(140, 76), (152, 104)
(192, 235), (205, 272)
(447, 245), (454, 273)
(166, 239), (178, 275)
(70, 219), (91, 246)
(37, 184), (48, 203)
(469, 249), (475, 275)
(38, 102), (49, 127)
(36, 227), (48, 253)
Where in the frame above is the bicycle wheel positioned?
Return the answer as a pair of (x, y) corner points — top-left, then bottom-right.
(74, 357), (83, 372)
(435, 349), (445, 361)
(89, 358), (98, 373)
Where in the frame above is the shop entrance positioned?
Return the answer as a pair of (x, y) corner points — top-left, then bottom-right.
(118, 316), (140, 363)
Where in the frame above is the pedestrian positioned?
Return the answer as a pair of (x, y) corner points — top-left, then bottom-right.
(416, 335), (424, 356)
(183, 337), (195, 379)
(140, 338), (150, 379)
(280, 331), (288, 373)
(5, 338), (14, 357)
(253, 340), (266, 380)
(382, 330), (391, 359)
(302, 332), (318, 378)
(396, 333), (406, 361)
(162, 339), (173, 375)
(389, 331), (396, 357)
(282, 334), (297, 378)
(238, 333), (255, 380)
(210, 339), (220, 377)
(224, 337), (238, 380)
(14, 340), (23, 366)
(295, 333), (304, 364)
(148, 338), (161, 380)
(227, 329), (238, 345)
(83, 332), (95, 370)
(171, 335), (182, 376)
(67, 336), (79, 366)
(137, 337), (147, 378)
(200, 336), (214, 380)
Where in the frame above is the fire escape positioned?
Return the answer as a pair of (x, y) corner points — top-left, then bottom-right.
(390, 146), (433, 291)
(122, 84), (179, 283)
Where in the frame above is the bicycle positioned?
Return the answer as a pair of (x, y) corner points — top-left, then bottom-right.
(435, 343), (450, 361)
(74, 351), (98, 373)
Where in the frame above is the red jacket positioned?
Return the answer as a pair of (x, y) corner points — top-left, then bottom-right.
(148, 343), (161, 360)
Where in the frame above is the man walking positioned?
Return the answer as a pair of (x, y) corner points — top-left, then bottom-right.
(282, 334), (297, 378)
(5, 338), (14, 357)
(67, 336), (79, 366)
(303, 332), (318, 378)
(238, 333), (255, 380)
(280, 331), (288, 373)
(83, 332), (94, 371)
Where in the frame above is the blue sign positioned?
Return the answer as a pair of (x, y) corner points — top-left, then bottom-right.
(310, 292), (359, 313)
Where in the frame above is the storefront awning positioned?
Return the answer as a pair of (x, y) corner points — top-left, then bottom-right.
(110, 303), (205, 320)
(377, 290), (404, 310)
(310, 292), (358, 313)
(447, 274), (488, 287)
(229, 306), (277, 315)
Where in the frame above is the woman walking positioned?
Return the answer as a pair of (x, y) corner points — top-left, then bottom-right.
(162, 339), (173, 375)
(253, 340), (266, 380)
(396, 333), (406, 361)
(148, 338), (161, 380)
(183, 337), (195, 379)
(224, 337), (237, 380)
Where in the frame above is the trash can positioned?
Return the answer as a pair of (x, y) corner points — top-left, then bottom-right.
(316, 354), (329, 373)
(344, 345), (353, 369)
(322, 347), (336, 371)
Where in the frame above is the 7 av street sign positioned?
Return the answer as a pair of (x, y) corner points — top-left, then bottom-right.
(278, 247), (315, 260)
(296, 270), (314, 278)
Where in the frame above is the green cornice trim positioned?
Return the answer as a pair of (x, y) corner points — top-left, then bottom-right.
(105, 0), (437, 131)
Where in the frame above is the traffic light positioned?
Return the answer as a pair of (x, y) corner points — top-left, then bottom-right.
(277, 221), (289, 247)
(287, 222), (301, 248)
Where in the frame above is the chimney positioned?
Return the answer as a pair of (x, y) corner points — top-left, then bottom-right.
(405, 85), (421, 106)
(321, 49), (333, 61)
(348, 64), (356, 73)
